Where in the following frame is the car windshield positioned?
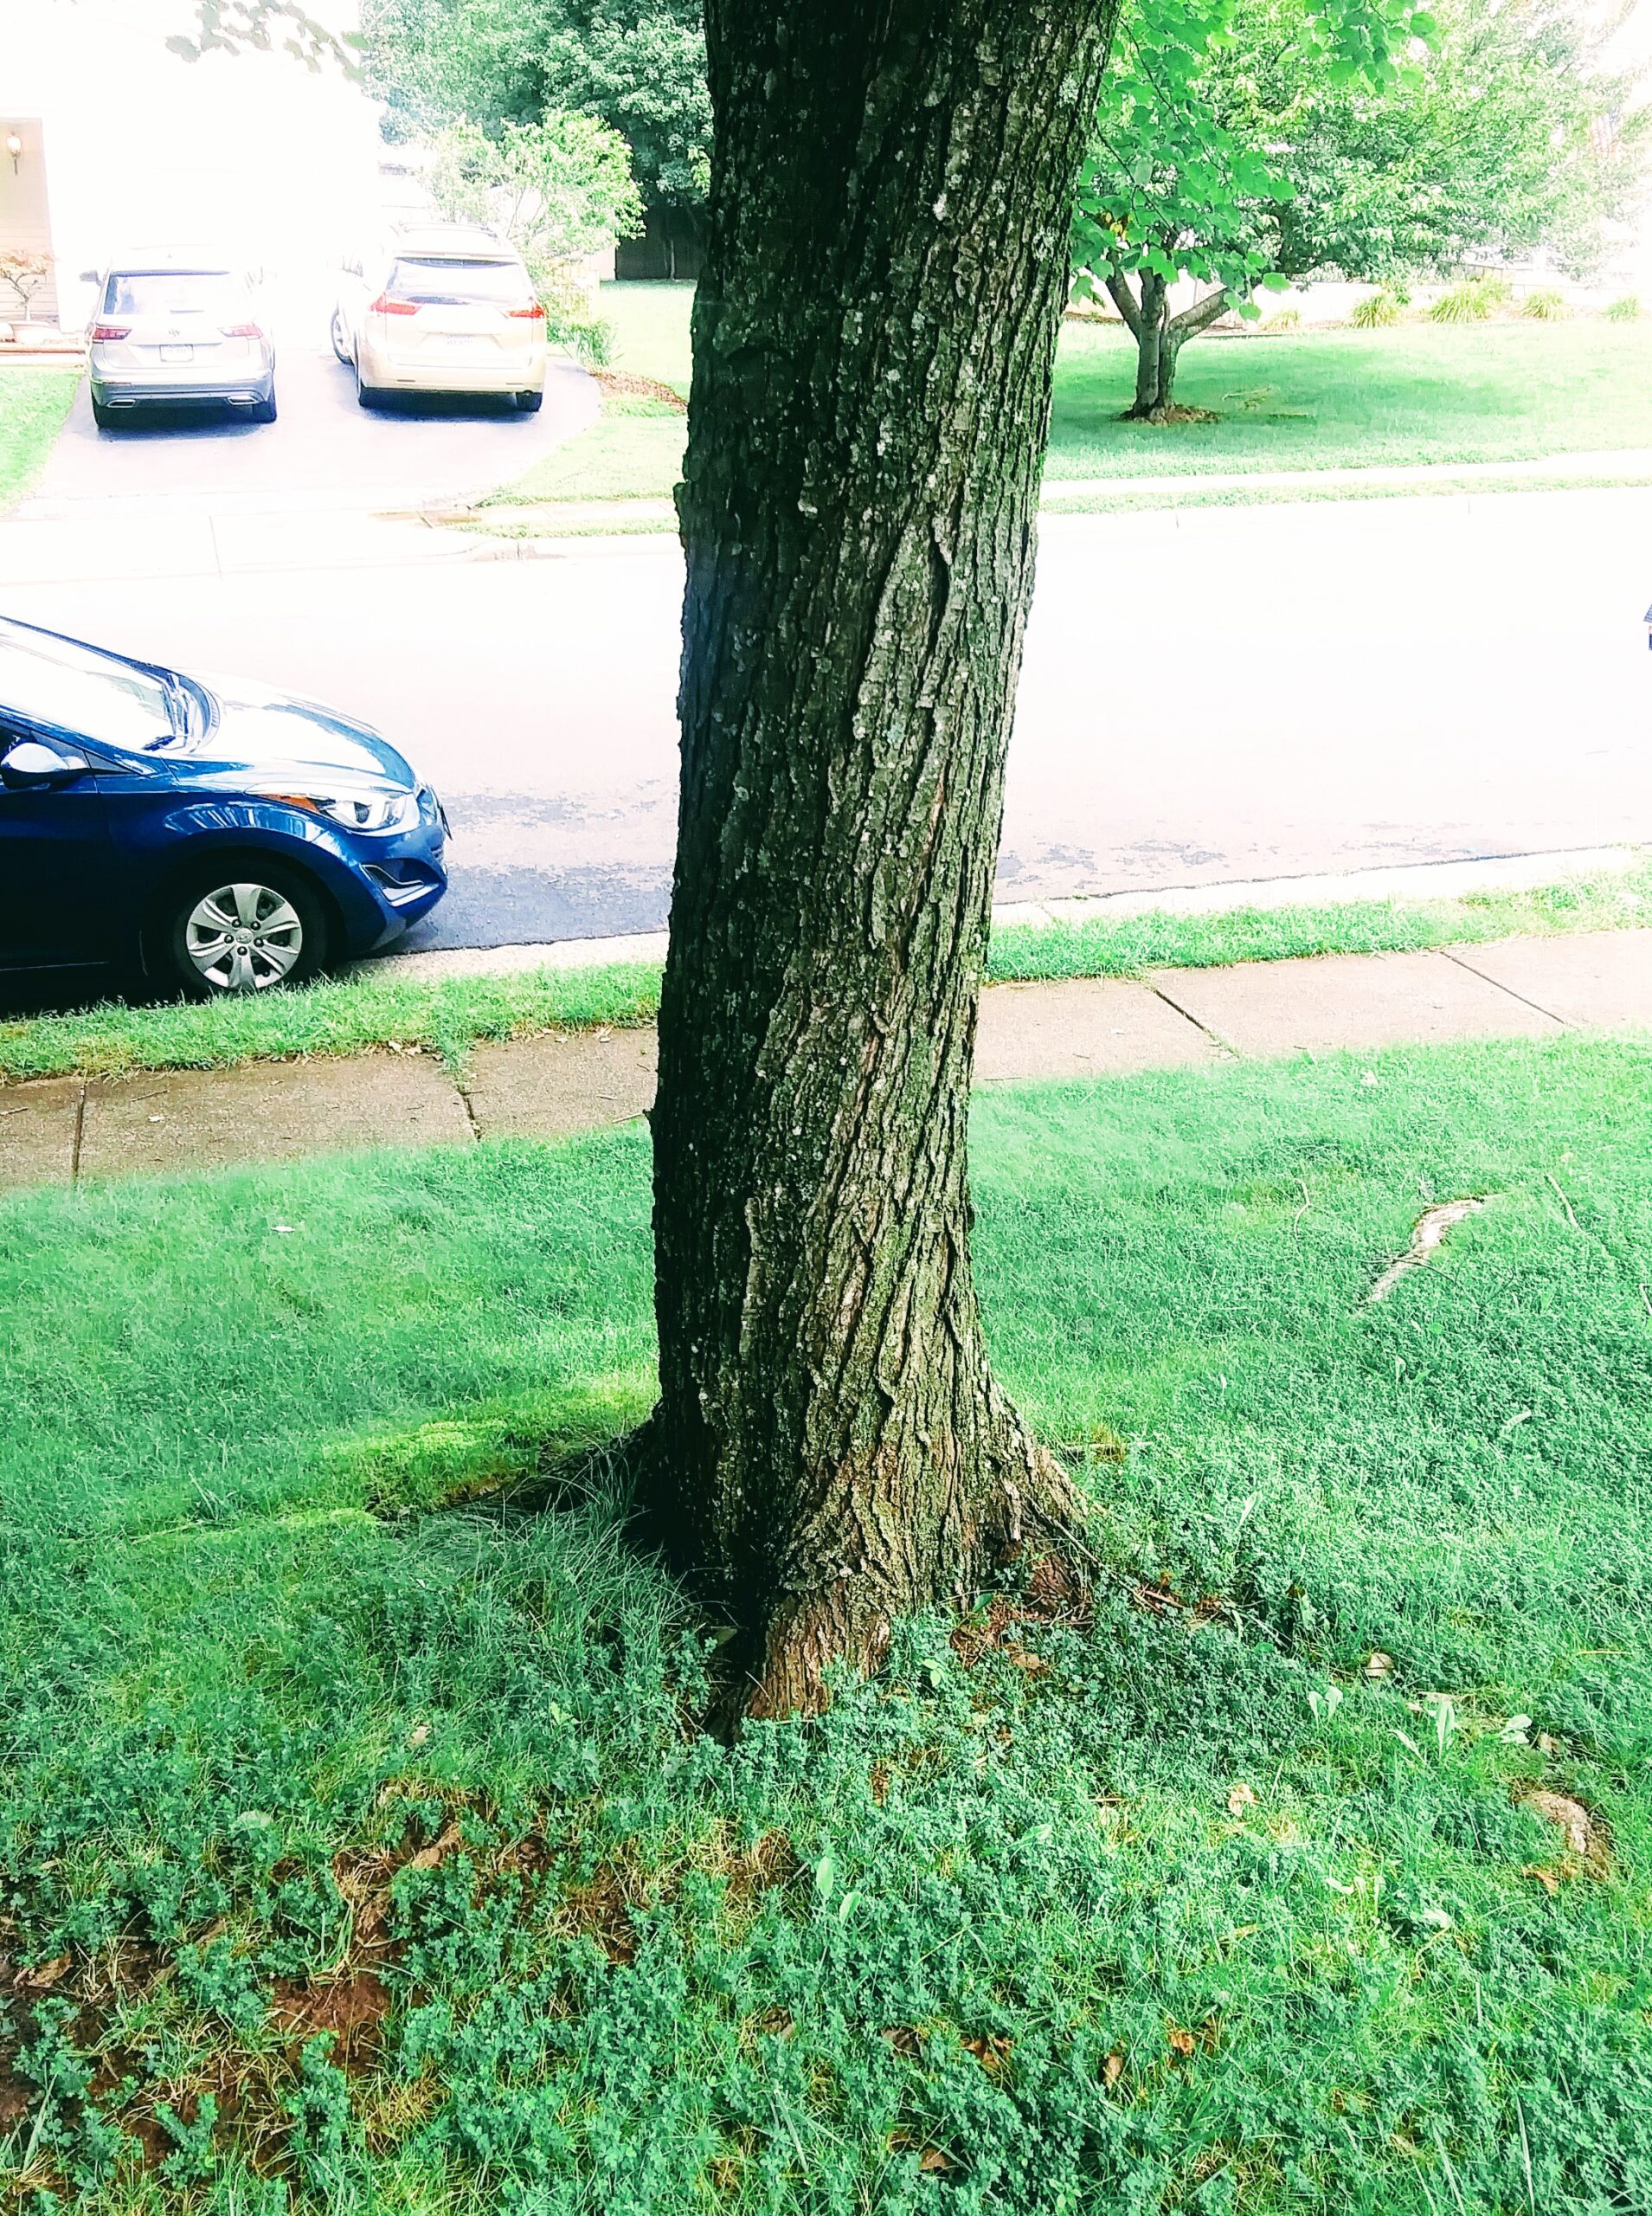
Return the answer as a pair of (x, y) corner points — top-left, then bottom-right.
(0, 619), (175, 750)
(103, 271), (240, 319)
(389, 256), (532, 306)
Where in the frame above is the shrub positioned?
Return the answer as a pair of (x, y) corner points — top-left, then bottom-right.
(1521, 287), (1569, 320)
(1605, 294), (1641, 322)
(0, 248), (52, 319)
(1263, 305), (1301, 330)
(1351, 286), (1404, 329)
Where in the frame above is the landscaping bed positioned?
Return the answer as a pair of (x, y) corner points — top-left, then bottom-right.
(2, 1034), (1649, 2208)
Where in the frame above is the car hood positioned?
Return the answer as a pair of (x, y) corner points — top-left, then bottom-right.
(175, 674), (417, 788)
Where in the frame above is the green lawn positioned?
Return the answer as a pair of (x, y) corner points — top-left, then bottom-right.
(491, 281), (695, 507)
(1047, 318), (1652, 481)
(485, 402), (685, 506)
(600, 279), (695, 396)
(0, 364), (77, 506)
(490, 312), (1652, 515)
(3, 860), (1645, 1085)
(3, 1034), (1651, 2211)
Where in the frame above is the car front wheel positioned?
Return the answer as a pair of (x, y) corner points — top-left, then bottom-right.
(159, 861), (329, 997)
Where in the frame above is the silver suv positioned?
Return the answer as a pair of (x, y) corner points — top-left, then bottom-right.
(83, 250), (276, 429)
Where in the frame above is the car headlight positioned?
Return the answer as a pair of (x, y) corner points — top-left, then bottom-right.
(260, 788), (422, 833)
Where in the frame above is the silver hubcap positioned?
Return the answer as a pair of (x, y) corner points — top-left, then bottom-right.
(184, 882), (303, 992)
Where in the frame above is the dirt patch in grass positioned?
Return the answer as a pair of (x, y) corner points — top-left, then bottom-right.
(1122, 403), (1222, 426)
(271, 1969), (394, 2060)
(1516, 1782), (1613, 1883)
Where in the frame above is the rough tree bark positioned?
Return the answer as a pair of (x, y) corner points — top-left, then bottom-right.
(1105, 269), (1234, 417)
(633, 0), (1121, 1721)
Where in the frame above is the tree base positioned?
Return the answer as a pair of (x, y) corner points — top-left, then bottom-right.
(1120, 403), (1220, 425)
(620, 1405), (1088, 1727)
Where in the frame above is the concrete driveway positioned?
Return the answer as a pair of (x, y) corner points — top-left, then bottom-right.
(5, 481), (1650, 954)
(27, 341), (598, 515)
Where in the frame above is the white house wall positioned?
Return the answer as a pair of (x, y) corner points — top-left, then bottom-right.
(0, 0), (385, 333)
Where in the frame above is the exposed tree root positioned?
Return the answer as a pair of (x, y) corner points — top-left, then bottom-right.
(1366, 1196), (1492, 1304)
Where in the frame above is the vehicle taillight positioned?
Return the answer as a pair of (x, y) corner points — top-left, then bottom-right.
(508, 301), (547, 320)
(222, 323), (263, 339)
(90, 322), (131, 341)
(369, 294), (419, 316)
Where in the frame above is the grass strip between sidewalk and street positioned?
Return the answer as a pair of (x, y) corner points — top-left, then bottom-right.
(1, 860), (1645, 1088)
(2, 1033), (1649, 2208)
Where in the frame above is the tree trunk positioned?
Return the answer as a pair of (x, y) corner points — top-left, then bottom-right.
(1130, 272), (1169, 416)
(638, 0), (1118, 1719)
(1118, 277), (1234, 419)
(1157, 325), (1184, 411)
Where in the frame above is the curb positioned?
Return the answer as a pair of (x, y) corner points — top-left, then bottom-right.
(367, 846), (1644, 985)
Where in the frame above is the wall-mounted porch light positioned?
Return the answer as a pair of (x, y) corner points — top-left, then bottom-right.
(4, 133), (22, 175)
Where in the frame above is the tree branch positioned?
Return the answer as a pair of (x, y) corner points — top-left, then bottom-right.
(1167, 286), (1238, 343)
(1104, 267), (1143, 338)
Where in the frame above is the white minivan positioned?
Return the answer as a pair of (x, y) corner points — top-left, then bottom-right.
(331, 225), (548, 411)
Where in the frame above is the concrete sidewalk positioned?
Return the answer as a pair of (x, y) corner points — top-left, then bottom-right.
(3, 931), (1648, 1194)
(0, 505), (483, 587)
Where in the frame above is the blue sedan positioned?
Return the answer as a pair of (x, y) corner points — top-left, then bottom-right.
(0, 615), (447, 995)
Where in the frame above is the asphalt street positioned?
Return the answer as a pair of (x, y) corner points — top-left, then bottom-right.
(6, 483), (1650, 950)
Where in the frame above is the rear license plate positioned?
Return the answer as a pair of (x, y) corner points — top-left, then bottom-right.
(160, 345), (193, 362)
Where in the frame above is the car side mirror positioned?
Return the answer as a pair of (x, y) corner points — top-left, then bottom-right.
(78, 267), (100, 285)
(1, 738), (91, 789)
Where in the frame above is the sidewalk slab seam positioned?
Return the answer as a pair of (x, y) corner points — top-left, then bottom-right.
(1142, 980), (1240, 1059)
(75, 1053), (472, 1182)
(974, 976), (1221, 1084)
(1144, 947), (1564, 1060)
(0, 1076), (84, 1192)
(1442, 929), (1652, 1031)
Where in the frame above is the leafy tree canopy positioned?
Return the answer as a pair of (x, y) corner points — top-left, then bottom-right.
(168, 0), (360, 70)
(360, 0), (711, 209)
(1075, 0), (1648, 413)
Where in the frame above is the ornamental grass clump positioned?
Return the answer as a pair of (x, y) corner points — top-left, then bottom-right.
(1429, 276), (1507, 324)
(1351, 285), (1405, 328)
